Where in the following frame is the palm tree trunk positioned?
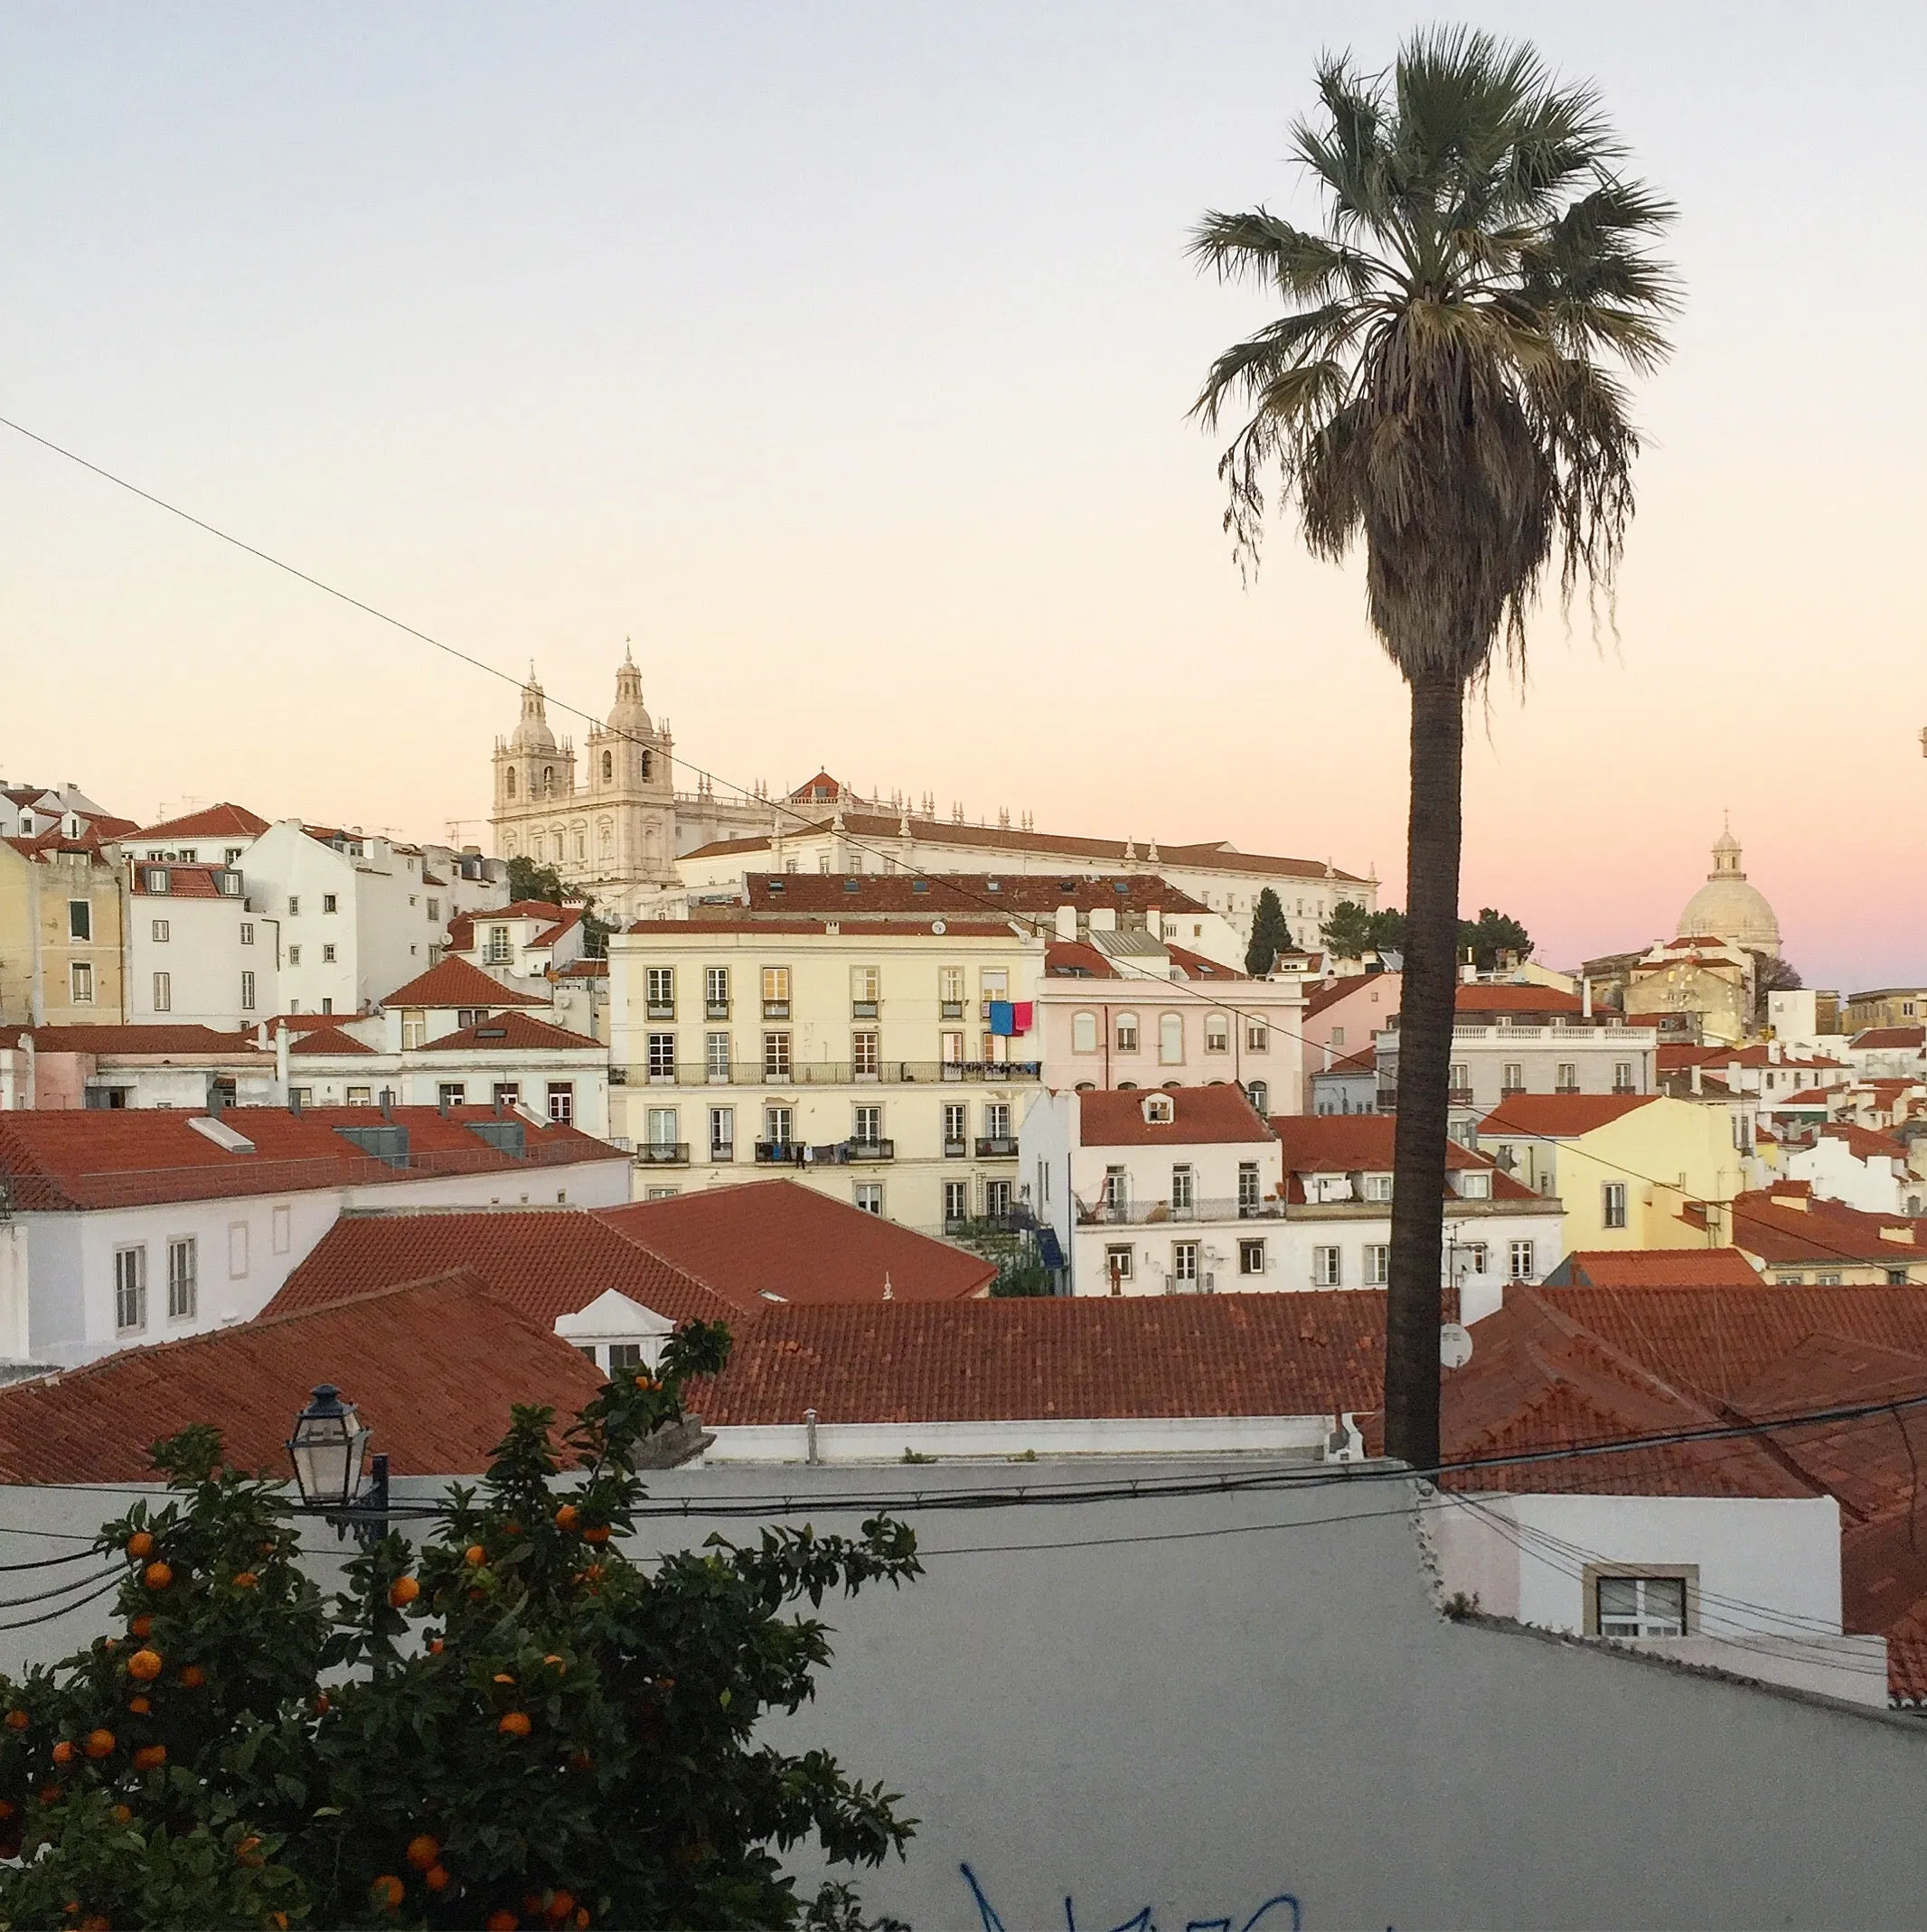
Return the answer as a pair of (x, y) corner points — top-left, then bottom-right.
(1384, 668), (1465, 1468)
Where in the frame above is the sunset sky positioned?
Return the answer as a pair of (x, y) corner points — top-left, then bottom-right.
(4, 3), (1922, 989)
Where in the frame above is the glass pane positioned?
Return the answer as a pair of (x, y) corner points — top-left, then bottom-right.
(1596, 1577), (1639, 1620)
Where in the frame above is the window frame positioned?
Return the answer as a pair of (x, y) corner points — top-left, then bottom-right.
(166, 1236), (197, 1321)
(1312, 1245), (1342, 1288)
(114, 1244), (147, 1334)
(1585, 1566), (1697, 1638)
(1602, 1181), (1629, 1230)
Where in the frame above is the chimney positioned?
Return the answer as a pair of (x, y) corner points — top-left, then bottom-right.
(1690, 1063), (1702, 1096)
(1728, 1060), (1742, 1093)
(1704, 1199), (1726, 1243)
(1054, 904), (1077, 943)
(274, 1024), (289, 1089)
(1581, 977), (1593, 1019)
(1769, 1040), (1782, 1064)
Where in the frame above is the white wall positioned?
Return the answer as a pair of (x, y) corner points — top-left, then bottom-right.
(126, 886), (277, 1028)
(1786, 1135), (1915, 1215)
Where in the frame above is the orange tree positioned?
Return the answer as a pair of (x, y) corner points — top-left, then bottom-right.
(0, 1321), (921, 1930)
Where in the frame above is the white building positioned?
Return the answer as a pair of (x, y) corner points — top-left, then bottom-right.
(1784, 1123), (1926, 1217)
(0, 1102), (631, 1367)
(0, 1024), (280, 1112)
(124, 860), (278, 1028)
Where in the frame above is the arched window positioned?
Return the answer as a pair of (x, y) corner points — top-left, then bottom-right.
(599, 821), (614, 858)
(639, 750), (653, 781)
(1246, 1080), (1269, 1115)
(1118, 1080), (1138, 1091)
(1072, 1011), (1098, 1054)
(573, 827), (587, 861)
(601, 750), (613, 783)
(504, 768), (516, 799)
(1075, 1081), (1095, 1093)
(551, 832), (565, 862)
(503, 836), (518, 858)
(1159, 1013), (1184, 1064)
(542, 765), (555, 794)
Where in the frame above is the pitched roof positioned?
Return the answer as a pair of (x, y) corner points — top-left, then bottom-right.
(600, 1179), (996, 1307)
(484, 899), (570, 922)
(1548, 1248), (1763, 1290)
(1815, 1121), (1913, 1165)
(0, 1105), (621, 1211)
(264, 1211), (730, 1328)
(1478, 1093), (1659, 1137)
(378, 956), (548, 1010)
(1302, 974), (1396, 1021)
(1164, 944), (1246, 980)
(18, 1025), (271, 1059)
(1077, 1085), (1272, 1148)
(127, 864), (230, 899)
(668, 915), (1017, 939)
(1044, 941), (1119, 979)
(1272, 1112), (1483, 1173)
(1691, 1190), (1927, 1269)
(739, 874), (1210, 919)
(286, 1025), (377, 1056)
(0, 1273), (605, 1483)
(1452, 984), (1584, 1016)
(1852, 1027), (1927, 1051)
(131, 802), (270, 842)
(694, 1293), (1390, 1425)
(1658, 1043), (1849, 1073)
(424, 1012), (601, 1053)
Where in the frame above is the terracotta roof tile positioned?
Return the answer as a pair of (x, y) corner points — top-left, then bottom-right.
(131, 802), (270, 842)
(1479, 1094), (1658, 1137)
(426, 1013), (601, 1053)
(1078, 1086), (1272, 1148)
(1852, 1027), (1927, 1051)
(286, 1025), (377, 1056)
(1044, 942), (1118, 979)
(127, 864), (230, 899)
(19, 1026), (271, 1059)
(1549, 1248), (1762, 1289)
(1272, 1113), (1484, 1172)
(378, 956), (548, 1010)
(740, 874), (1211, 919)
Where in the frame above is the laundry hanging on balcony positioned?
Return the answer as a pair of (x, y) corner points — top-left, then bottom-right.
(988, 1000), (1031, 1036)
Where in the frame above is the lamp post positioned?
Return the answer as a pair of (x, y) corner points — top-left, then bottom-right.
(286, 1383), (390, 1544)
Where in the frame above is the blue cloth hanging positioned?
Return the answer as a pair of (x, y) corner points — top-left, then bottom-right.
(988, 1000), (1016, 1036)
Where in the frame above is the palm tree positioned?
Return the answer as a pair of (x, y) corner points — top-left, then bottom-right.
(1190, 30), (1676, 1467)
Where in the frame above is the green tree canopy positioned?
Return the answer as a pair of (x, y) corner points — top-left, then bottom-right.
(1244, 888), (1294, 975)
(1321, 900), (1405, 959)
(1458, 908), (1534, 972)
(504, 857), (569, 907)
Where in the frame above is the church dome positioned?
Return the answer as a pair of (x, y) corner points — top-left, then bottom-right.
(1678, 822), (1781, 953)
(509, 669), (558, 754)
(606, 647), (653, 738)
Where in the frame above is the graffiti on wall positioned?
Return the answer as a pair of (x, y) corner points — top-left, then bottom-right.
(961, 1861), (1303, 1932)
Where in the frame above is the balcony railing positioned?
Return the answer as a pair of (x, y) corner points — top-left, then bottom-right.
(625, 1060), (1042, 1088)
(709, 1142), (735, 1163)
(846, 1139), (894, 1162)
(1075, 1196), (1287, 1227)
(762, 1000), (790, 1019)
(942, 1137), (968, 1158)
(635, 1142), (690, 1166)
(646, 1001), (676, 1020)
(940, 999), (966, 1019)
(851, 999), (879, 1018)
(1448, 1087), (1474, 1105)
(975, 1135), (1020, 1158)
(754, 1141), (804, 1165)
(705, 999), (730, 1020)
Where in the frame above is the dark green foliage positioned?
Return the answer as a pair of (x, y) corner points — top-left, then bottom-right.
(1244, 889), (1294, 976)
(0, 1323), (920, 1929)
(504, 858), (568, 908)
(1459, 909), (1533, 971)
(1321, 901), (1405, 959)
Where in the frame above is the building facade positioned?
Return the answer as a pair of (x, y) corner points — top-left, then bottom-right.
(0, 838), (127, 1027)
(124, 861), (277, 1028)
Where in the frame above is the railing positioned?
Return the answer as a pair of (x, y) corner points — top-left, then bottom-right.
(646, 1001), (676, 1020)
(623, 1060), (1043, 1088)
(974, 1136), (1020, 1158)
(851, 1000), (879, 1018)
(754, 1141), (804, 1165)
(847, 1140), (894, 1162)
(705, 999), (730, 1020)
(1448, 1088), (1474, 1105)
(634, 1143), (690, 1166)
(762, 1000), (790, 1019)
(942, 1137), (968, 1158)
(1075, 1196), (1287, 1227)
(708, 1142), (735, 1163)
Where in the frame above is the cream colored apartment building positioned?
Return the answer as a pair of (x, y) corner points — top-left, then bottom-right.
(607, 916), (1046, 1233)
(0, 841), (127, 1027)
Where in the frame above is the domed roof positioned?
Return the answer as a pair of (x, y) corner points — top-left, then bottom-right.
(509, 668), (558, 755)
(1678, 821), (1780, 953)
(606, 646), (653, 738)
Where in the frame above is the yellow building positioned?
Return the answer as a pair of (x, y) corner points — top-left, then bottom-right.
(1843, 987), (1927, 1033)
(1479, 1093), (1758, 1252)
(0, 837), (126, 1026)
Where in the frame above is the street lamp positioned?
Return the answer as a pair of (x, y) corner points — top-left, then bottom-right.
(286, 1384), (390, 1543)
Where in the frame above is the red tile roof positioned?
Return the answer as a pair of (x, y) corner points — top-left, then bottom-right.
(1078, 1085), (1272, 1148)
(669, 915), (1017, 939)
(0, 1105), (623, 1211)
(555, 959), (608, 980)
(19, 1026), (270, 1059)
(602, 1179), (995, 1307)
(1452, 984), (1584, 1016)
(264, 1212), (731, 1328)
(1816, 1121), (1913, 1165)
(739, 874), (1211, 919)
(1685, 1191), (1927, 1270)
(131, 802), (270, 842)
(1272, 1112), (1483, 1173)
(1478, 1094), (1658, 1137)
(1659, 1043), (1848, 1073)
(0, 1273), (605, 1483)
(1550, 1248), (1763, 1290)
(693, 1293), (1390, 1425)
(378, 956), (548, 1010)
(1302, 974), (1396, 1022)
(1045, 942), (1119, 979)
(286, 1025), (377, 1056)
(486, 900), (571, 922)
(1165, 944), (1246, 980)
(127, 864), (229, 899)
(425, 1013), (601, 1053)
(1852, 1027), (1927, 1051)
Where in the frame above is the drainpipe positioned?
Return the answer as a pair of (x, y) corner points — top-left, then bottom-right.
(804, 1408), (820, 1466)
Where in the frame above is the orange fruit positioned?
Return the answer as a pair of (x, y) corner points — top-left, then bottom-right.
(132, 1745), (165, 1771)
(127, 1649), (163, 1683)
(3, 1710), (25, 1730)
(180, 1665), (206, 1690)
(465, 1545), (486, 1567)
(127, 1531), (154, 1559)
(425, 1865), (450, 1892)
(493, 1673), (515, 1685)
(574, 1914), (589, 1929)
(547, 1889), (576, 1921)
(39, 1785), (62, 1805)
(128, 1616), (152, 1639)
(389, 1575), (420, 1608)
(428, 1638), (445, 1655)
(231, 1571), (258, 1590)
(406, 1834), (440, 1871)
(371, 1873), (405, 1910)
(236, 1835), (262, 1865)
(582, 1526), (611, 1545)
(553, 1504), (578, 1531)
(485, 1913), (520, 1932)
(52, 1740), (74, 1765)
(143, 1562), (173, 1591)
(110, 1805), (131, 1824)
(127, 1698), (149, 1715)
(84, 1730), (115, 1760)
(497, 1711), (532, 1738)
(634, 1373), (655, 1390)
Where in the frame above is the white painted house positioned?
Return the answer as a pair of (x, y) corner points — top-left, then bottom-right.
(124, 861), (278, 1029)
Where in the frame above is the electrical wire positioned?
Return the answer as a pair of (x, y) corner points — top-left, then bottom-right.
(0, 1574), (124, 1633)
(0, 411), (1904, 1283)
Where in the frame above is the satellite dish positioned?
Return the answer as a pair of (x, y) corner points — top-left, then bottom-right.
(1439, 1322), (1473, 1370)
(931, 919), (946, 933)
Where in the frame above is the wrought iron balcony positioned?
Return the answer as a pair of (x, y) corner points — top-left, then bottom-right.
(975, 1135), (1020, 1158)
(623, 1060), (1042, 1089)
(846, 1139), (894, 1162)
(1076, 1196), (1287, 1227)
(942, 1137), (968, 1158)
(634, 1142), (689, 1167)
(754, 1140), (804, 1165)
(646, 1001), (676, 1021)
(705, 999), (731, 1020)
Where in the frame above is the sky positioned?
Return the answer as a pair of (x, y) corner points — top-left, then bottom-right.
(3, 3), (1923, 990)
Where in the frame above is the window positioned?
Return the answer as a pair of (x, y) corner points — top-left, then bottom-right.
(981, 968), (1009, 1006)
(427, 898), (439, 921)
(939, 966), (965, 1017)
(240, 971), (256, 1012)
(1603, 1181), (1628, 1229)
(1238, 1239), (1265, 1276)
(166, 1238), (197, 1319)
(505, 770), (517, 799)
(1457, 1171), (1490, 1199)
(851, 965), (880, 1016)
(1158, 1014), (1184, 1064)
(764, 1104), (794, 1145)
(240, 922), (254, 945)
(1102, 1166), (1127, 1208)
(1204, 1016), (1229, 1055)
(1104, 1244), (1133, 1285)
(645, 1106), (679, 1149)
(1246, 1019), (1268, 1053)
(1889, 1269), (1910, 1287)
(1458, 1243), (1490, 1275)
(547, 1083), (574, 1124)
(322, 893), (337, 914)
(287, 946), (302, 966)
(710, 1106), (735, 1159)
(1172, 1241), (1199, 1285)
(761, 966), (791, 1018)
(437, 1082), (466, 1107)
(1593, 1573), (1690, 1638)
(1816, 1271), (1843, 1287)
(1170, 1164), (1195, 1211)
(227, 1222), (249, 1282)
(152, 971), (172, 1013)
(401, 1012), (427, 1049)
(287, 896), (300, 917)
(288, 1086), (312, 1107)
(1448, 1062), (1471, 1094)
(943, 1102), (967, 1153)
(321, 943), (336, 964)
(602, 750), (614, 782)
(763, 1032), (791, 1079)
(272, 1205), (291, 1254)
(1364, 1173), (1393, 1203)
(486, 925), (512, 965)
(115, 1246), (147, 1332)
(646, 1034), (676, 1081)
(984, 1101), (1010, 1140)
(984, 1178), (1012, 1217)
(853, 1102), (883, 1146)
(573, 829), (587, 861)
(1246, 1080), (1268, 1114)
(646, 967), (676, 1018)
(705, 1032), (731, 1081)
(1501, 1061), (1523, 1093)
(70, 961), (95, 1004)
(68, 899), (91, 941)
(347, 1085), (373, 1106)
(150, 918), (171, 943)
(944, 1179), (969, 1224)
(1365, 1243), (1389, 1285)
(854, 1183), (884, 1215)
(145, 868), (169, 895)
(457, 1007), (486, 1027)
(1556, 1061), (1578, 1093)
(1237, 1161), (1260, 1213)
(705, 965), (730, 1017)
(1330, 1027), (1345, 1048)
(851, 1031), (880, 1076)
(1115, 1014), (1139, 1054)
(1509, 1240), (1537, 1280)
(1072, 1010), (1098, 1054)
(1313, 1246), (1342, 1287)
(1613, 1060), (1634, 1093)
